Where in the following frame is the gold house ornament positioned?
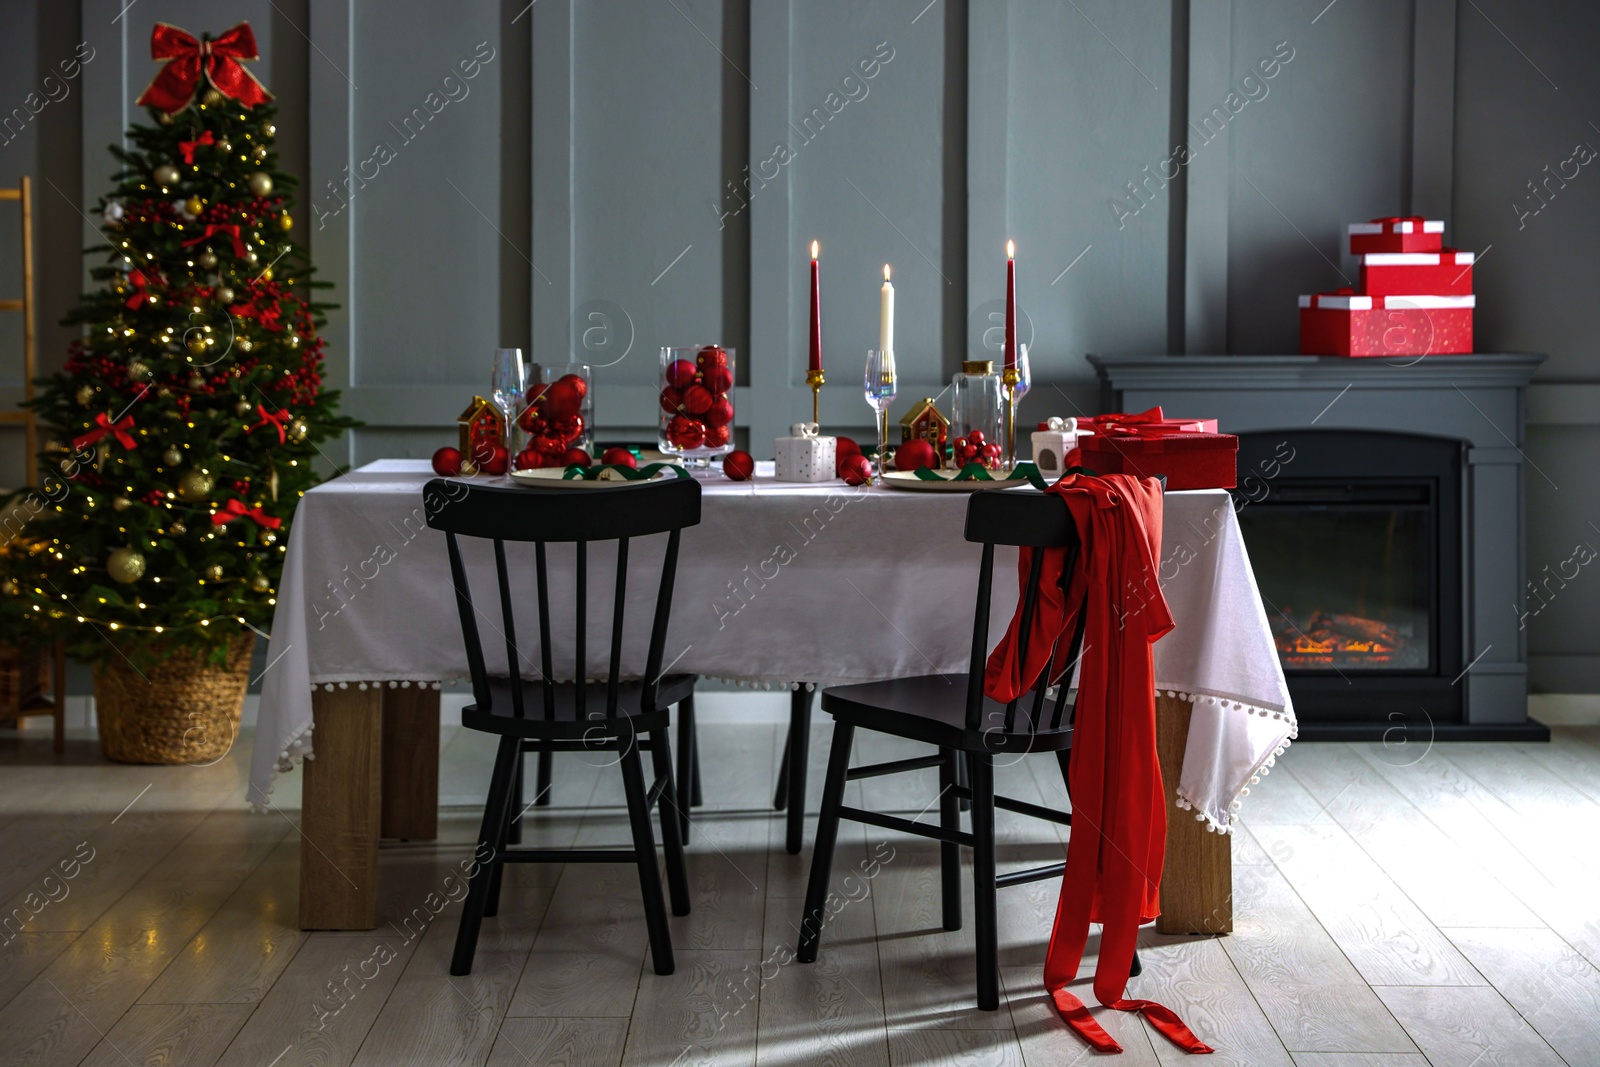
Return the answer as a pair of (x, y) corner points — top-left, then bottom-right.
(898, 397), (950, 464)
(457, 396), (505, 458)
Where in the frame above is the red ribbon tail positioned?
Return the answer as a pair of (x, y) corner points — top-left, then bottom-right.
(1049, 988), (1123, 1053)
(1105, 998), (1214, 1054)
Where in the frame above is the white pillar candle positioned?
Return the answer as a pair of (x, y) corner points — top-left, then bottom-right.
(879, 264), (894, 354)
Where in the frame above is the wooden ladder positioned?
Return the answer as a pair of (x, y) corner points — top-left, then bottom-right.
(1, 175), (67, 753)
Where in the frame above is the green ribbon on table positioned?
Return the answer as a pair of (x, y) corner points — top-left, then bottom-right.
(559, 462), (689, 481)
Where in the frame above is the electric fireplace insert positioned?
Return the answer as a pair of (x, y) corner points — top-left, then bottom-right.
(1232, 430), (1463, 736)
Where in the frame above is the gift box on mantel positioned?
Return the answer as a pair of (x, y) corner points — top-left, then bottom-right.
(1073, 420), (1237, 491)
(773, 422), (837, 482)
(1347, 216), (1444, 255)
(1299, 290), (1474, 357)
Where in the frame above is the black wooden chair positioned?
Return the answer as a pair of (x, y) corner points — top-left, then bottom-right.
(425, 475), (699, 977)
(795, 488), (1140, 1010)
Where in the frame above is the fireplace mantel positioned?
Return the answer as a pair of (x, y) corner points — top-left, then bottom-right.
(1089, 353), (1547, 737)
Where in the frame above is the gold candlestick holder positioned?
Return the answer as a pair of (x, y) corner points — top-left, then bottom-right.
(1002, 366), (1020, 472)
(806, 367), (825, 425)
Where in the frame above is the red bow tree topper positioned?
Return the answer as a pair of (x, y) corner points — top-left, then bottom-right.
(136, 22), (274, 115)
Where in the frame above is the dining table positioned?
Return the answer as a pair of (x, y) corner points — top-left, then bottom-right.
(252, 459), (1296, 932)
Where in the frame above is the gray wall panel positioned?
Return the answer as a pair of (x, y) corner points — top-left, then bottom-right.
(1226, 0), (1412, 354)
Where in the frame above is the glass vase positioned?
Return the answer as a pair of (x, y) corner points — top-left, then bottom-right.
(659, 345), (736, 466)
(516, 361), (594, 469)
(950, 360), (1004, 469)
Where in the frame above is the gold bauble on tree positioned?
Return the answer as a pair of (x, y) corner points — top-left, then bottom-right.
(251, 574), (271, 593)
(162, 446), (183, 467)
(260, 530), (277, 546)
(107, 547), (146, 584)
(251, 144), (268, 163)
(187, 374), (206, 390)
(245, 251), (259, 266)
(76, 385), (94, 405)
(247, 172), (273, 197)
(288, 417), (309, 442)
(215, 285), (235, 305)
(168, 520), (187, 536)
(198, 250), (218, 270)
(112, 496), (132, 512)
(202, 87), (225, 107)
(178, 469), (214, 502)
(216, 137), (232, 154)
(153, 163), (180, 188)
(186, 334), (207, 355)
(259, 266), (273, 282)
(203, 564), (224, 582)
(0, 578), (18, 596)
(264, 123), (276, 138)
(235, 398), (253, 416)
(128, 360), (152, 382)
(277, 213), (293, 232)
(184, 195), (205, 216)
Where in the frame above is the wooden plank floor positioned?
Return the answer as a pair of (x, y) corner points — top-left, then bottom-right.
(1, 710), (1598, 1066)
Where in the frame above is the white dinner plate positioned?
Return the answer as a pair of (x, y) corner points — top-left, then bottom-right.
(507, 466), (675, 488)
(879, 470), (1035, 492)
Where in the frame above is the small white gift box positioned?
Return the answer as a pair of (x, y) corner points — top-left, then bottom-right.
(773, 422), (837, 483)
(1030, 417), (1091, 477)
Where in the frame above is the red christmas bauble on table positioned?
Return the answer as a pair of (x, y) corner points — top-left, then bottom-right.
(601, 447), (637, 468)
(836, 436), (861, 457)
(722, 450), (755, 480)
(838, 452), (872, 486)
(431, 446), (463, 476)
(473, 441), (509, 475)
(894, 438), (938, 472)
(561, 447), (591, 467)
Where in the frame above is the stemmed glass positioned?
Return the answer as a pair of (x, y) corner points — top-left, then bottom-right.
(864, 348), (897, 479)
(1016, 343), (1032, 403)
(491, 347), (526, 448)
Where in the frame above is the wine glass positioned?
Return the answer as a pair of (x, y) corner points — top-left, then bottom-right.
(1016, 343), (1032, 402)
(864, 348), (897, 479)
(491, 347), (526, 446)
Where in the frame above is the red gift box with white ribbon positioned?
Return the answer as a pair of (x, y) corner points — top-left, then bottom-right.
(1299, 290), (1474, 357)
(1359, 249), (1474, 297)
(1073, 425), (1237, 490)
(1347, 216), (1444, 255)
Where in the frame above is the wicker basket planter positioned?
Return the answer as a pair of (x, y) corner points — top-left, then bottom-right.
(93, 635), (256, 764)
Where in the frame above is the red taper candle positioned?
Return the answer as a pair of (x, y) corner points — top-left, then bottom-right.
(808, 240), (822, 372)
(1004, 239), (1017, 370)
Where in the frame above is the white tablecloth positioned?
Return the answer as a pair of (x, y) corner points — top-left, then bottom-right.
(253, 460), (1295, 830)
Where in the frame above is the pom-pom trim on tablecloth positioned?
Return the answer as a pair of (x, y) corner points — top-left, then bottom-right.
(1168, 687), (1298, 834)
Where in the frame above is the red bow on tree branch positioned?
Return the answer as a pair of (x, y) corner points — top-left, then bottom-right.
(136, 22), (274, 116)
(177, 130), (214, 164)
(249, 404), (290, 443)
(211, 498), (282, 530)
(124, 268), (157, 310)
(72, 412), (137, 452)
(182, 223), (248, 259)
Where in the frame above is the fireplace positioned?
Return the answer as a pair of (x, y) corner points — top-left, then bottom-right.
(1088, 353), (1548, 741)
(1233, 430), (1464, 729)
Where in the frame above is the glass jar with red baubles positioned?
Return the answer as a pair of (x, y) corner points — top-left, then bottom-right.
(515, 362), (594, 470)
(659, 345), (735, 466)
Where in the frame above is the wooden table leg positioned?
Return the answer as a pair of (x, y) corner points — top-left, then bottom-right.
(299, 686), (382, 930)
(381, 685), (440, 841)
(1155, 694), (1233, 934)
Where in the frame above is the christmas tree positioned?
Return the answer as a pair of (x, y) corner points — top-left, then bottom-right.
(1, 23), (353, 667)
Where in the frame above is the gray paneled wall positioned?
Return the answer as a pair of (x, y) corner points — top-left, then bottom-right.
(1, 0), (1596, 692)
